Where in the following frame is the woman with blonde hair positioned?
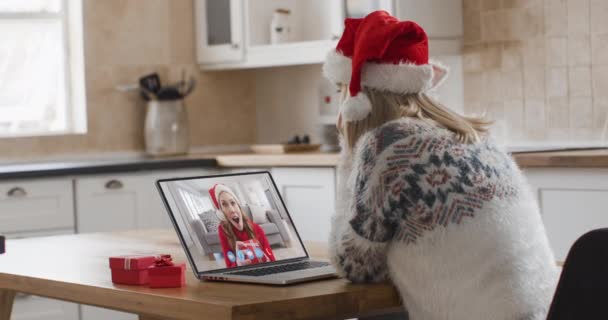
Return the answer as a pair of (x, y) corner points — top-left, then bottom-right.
(325, 11), (557, 320)
(209, 184), (276, 268)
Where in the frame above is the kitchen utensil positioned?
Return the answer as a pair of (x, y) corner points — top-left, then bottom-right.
(139, 73), (161, 94)
(250, 144), (321, 154)
(181, 77), (196, 97)
(156, 86), (183, 101)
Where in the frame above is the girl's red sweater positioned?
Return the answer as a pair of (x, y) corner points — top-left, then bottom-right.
(218, 222), (276, 268)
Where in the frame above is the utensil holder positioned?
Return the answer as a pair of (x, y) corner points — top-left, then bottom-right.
(144, 100), (190, 156)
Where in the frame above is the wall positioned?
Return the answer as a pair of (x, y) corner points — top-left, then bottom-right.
(463, 0), (608, 144)
(0, 0), (257, 162)
(253, 55), (464, 144)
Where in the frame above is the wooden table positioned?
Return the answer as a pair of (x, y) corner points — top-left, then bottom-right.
(0, 230), (402, 320)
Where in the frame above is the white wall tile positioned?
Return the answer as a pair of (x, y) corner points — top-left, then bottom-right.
(524, 66), (546, 99)
(568, 36), (591, 66)
(591, 34), (608, 65)
(546, 67), (569, 97)
(570, 96), (594, 128)
(546, 37), (568, 66)
(568, 67), (592, 97)
(591, 0), (608, 34)
(545, 0), (568, 36)
(568, 0), (590, 35)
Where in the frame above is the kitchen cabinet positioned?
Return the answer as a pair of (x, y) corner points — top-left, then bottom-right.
(524, 168), (608, 261)
(0, 179), (74, 235)
(6, 228), (79, 320)
(271, 167), (335, 242)
(77, 168), (220, 320)
(76, 169), (219, 233)
(12, 294), (79, 320)
(195, 0), (394, 70)
(194, 0), (245, 64)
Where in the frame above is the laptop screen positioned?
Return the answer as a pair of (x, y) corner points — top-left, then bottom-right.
(157, 172), (308, 274)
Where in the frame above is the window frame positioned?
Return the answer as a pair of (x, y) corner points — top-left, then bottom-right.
(0, 0), (86, 138)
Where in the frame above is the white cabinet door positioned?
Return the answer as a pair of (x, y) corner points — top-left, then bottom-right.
(195, 0), (245, 64)
(7, 228), (78, 320)
(12, 295), (79, 320)
(76, 168), (218, 320)
(525, 168), (608, 261)
(0, 179), (74, 234)
(76, 169), (220, 233)
(271, 168), (335, 242)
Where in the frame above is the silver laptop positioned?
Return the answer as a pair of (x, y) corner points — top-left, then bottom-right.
(156, 171), (336, 285)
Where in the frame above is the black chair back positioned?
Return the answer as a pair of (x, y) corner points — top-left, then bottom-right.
(546, 228), (608, 320)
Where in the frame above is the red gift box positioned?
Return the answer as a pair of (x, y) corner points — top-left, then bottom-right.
(148, 255), (186, 288)
(109, 255), (157, 285)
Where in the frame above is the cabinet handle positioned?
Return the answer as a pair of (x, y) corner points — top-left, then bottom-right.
(105, 179), (124, 190)
(231, 42), (240, 49)
(7, 187), (27, 197)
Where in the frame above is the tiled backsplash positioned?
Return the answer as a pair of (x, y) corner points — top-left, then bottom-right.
(463, 0), (608, 144)
(0, 0), (257, 161)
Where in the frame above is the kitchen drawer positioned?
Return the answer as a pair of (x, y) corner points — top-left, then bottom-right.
(76, 175), (140, 233)
(0, 179), (75, 234)
(76, 169), (220, 233)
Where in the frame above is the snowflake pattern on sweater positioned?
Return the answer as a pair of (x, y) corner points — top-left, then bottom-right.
(331, 118), (524, 282)
(351, 119), (518, 245)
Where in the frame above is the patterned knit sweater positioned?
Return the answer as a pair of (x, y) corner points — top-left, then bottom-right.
(329, 118), (558, 320)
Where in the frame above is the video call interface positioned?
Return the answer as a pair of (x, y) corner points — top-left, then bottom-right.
(159, 173), (307, 273)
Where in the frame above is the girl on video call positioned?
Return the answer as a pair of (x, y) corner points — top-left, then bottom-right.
(209, 184), (276, 268)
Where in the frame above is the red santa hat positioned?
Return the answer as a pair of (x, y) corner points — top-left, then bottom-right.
(323, 10), (449, 122)
(208, 184), (240, 222)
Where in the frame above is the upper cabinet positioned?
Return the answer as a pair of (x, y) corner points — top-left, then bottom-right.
(195, 0), (396, 70)
(195, 0), (245, 64)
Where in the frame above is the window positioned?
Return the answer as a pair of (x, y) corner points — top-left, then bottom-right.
(0, 0), (85, 137)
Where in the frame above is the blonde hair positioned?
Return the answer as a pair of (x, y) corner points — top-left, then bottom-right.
(339, 85), (492, 149)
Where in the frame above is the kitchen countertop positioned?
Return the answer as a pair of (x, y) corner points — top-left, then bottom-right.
(0, 156), (217, 180)
(511, 149), (608, 168)
(2, 148), (608, 180)
(215, 153), (340, 167)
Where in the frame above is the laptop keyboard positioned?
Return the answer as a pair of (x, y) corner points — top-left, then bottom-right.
(227, 261), (330, 277)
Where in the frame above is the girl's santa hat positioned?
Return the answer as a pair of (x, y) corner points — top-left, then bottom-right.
(208, 184), (240, 221)
(323, 10), (449, 122)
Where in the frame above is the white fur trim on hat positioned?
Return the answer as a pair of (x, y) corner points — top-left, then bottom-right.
(323, 51), (450, 94)
(341, 92), (372, 121)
